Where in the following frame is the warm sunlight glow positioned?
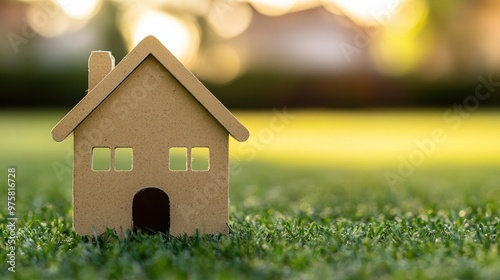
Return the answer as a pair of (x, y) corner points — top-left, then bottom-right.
(323, 0), (406, 26)
(26, 4), (71, 37)
(55, 0), (101, 20)
(195, 44), (242, 84)
(369, 0), (430, 76)
(145, 0), (211, 15)
(248, 0), (297, 16)
(370, 32), (428, 76)
(123, 9), (200, 67)
(207, 2), (253, 38)
(230, 111), (500, 168)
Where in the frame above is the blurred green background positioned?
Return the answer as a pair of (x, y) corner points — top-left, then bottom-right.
(2, 0), (500, 109)
(2, 0), (500, 186)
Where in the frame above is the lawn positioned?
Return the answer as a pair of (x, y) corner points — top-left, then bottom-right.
(0, 109), (500, 279)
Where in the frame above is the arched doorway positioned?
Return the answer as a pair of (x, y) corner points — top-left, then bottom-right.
(132, 187), (170, 234)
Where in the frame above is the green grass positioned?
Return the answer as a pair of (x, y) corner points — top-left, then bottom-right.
(1, 110), (500, 279)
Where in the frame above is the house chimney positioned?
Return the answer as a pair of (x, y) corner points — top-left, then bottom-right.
(88, 51), (115, 91)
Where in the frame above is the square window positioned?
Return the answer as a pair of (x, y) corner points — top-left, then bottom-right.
(92, 147), (110, 171)
(169, 147), (187, 171)
(191, 147), (210, 171)
(115, 148), (133, 171)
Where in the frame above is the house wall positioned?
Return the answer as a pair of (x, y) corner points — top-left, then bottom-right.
(73, 55), (230, 236)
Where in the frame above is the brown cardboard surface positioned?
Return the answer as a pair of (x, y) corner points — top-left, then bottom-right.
(52, 35), (249, 143)
(51, 36), (249, 237)
(88, 51), (115, 91)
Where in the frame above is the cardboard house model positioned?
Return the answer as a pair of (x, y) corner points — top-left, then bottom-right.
(51, 36), (249, 236)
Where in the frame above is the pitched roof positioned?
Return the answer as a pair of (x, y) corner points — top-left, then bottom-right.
(51, 35), (249, 142)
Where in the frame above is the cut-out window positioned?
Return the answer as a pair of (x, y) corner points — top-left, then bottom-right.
(169, 147), (187, 171)
(115, 148), (133, 171)
(191, 147), (210, 171)
(92, 147), (110, 171)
